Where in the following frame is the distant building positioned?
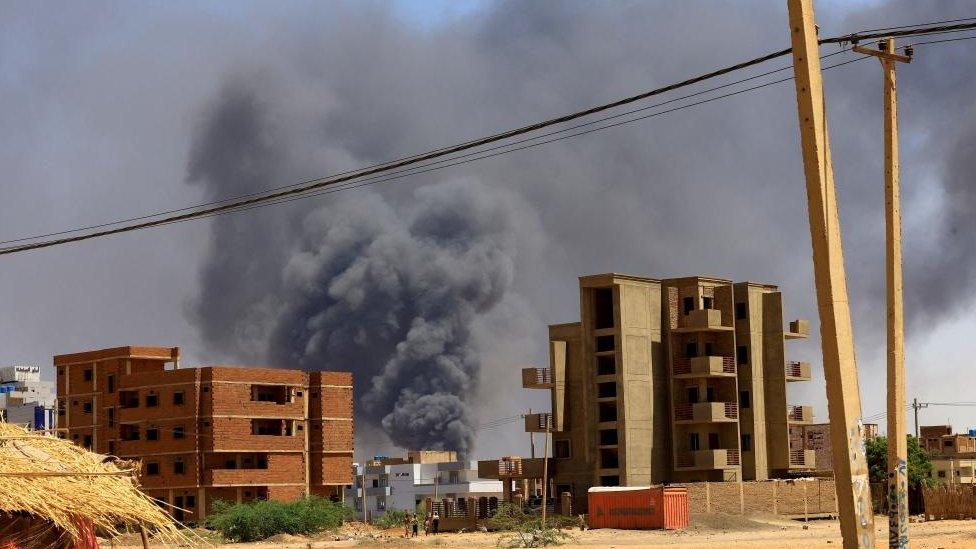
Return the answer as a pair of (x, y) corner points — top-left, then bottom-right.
(919, 425), (976, 485)
(789, 422), (878, 474)
(0, 365), (56, 430)
(484, 273), (815, 511)
(346, 451), (503, 521)
(55, 345), (353, 522)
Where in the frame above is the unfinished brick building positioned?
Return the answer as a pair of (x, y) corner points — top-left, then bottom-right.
(55, 346), (353, 521)
(517, 273), (814, 505)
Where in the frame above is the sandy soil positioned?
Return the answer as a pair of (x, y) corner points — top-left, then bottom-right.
(109, 514), (976, 548)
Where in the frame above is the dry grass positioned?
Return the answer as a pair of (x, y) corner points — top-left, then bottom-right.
(0, 421), (195, 546)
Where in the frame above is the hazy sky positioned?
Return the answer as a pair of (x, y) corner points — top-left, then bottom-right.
(2, 1), (975, 459)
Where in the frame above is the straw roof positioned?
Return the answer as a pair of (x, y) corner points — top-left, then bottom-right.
(0, 421), (194, 545)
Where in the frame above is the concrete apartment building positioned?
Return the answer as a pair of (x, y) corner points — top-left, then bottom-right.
(346, 451), (503, 521)
(55, 346), (353, 521)
(921, 425), (976, 485)
(0, 365), (56, 430)
(789, 422), (878, 475)
(519, 273), (814, 504)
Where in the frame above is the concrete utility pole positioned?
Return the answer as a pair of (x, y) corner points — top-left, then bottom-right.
(785, 1), (875, 547)
(540, 422), (550, 529)
(853, 37), (913, 549)
(911, 398), (928, 439)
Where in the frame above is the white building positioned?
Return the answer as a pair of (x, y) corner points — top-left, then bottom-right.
(0, 365), (56, 430)
(346, 452), (503, 521)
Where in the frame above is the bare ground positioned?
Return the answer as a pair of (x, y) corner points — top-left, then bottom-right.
(108, 514), (976, 548)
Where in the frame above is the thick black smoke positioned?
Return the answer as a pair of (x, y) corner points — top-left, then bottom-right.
(185, 81), (530, 454)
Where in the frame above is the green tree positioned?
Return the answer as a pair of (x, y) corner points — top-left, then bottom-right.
(865, 435), (934, 488)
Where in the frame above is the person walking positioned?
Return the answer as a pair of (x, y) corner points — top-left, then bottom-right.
(431, 511), (440, 534)
(404, 513), (411, 538)
(411, 513), (419, 537)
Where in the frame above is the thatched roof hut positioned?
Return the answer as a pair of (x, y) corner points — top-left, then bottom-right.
(0, 421), (192, 548)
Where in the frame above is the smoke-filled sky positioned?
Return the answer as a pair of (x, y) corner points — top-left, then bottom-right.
(2, 1), (976, 459)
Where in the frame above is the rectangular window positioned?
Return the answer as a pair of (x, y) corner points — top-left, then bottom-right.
(554, 439), (571, 459)
(706, 387), (715, 402)
(146, 428), (159, 441)
(593, 288), (615, 329)
(173, 459), (185, 475)
(83, 435), (92, 449)
(107, 407), (115, 427)
(173, 426), (185, 439)
(599, 448), (619, 469)
(741, 434), (752, 452)
(146, 462), (160, 476)
(119, 391), (139, 409)
(685, 342), (698, 358)
(938, 471), (947, 478)
(106, 374), (115, 393)
(58, 368), (64, 376)
(708, 433), (720, 449)
(703, 342), (714, 356)
(83, 401), (92, 414)
(735, 302), (747, 320)
(108, 440), (115, 455)
(686, 387), (699, 404)
(595, 335), (615, 352)
(682, 296), (694, 315)
(702, 296), (713, 309)
(145, 394), (158, 408)
(740, 391), (751, 409)
(83, 369), (93, 382)
(689, 433), (701, 451)
(598, 401), (617, 423)
(599, 429), (618, 446)
(597, 382), (617, 399)
(173, 392), (185, 406)
(596, 355), (616, 376)
(736, 345), (748, 365)
(600, 475), (619, 487)
(186, 496), (196, 508)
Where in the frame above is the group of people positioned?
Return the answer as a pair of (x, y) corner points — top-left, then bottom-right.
(402, 510), (440, 537)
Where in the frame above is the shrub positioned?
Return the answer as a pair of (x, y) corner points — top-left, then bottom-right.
(373, 508), (410, 529)
(490, 503), (575, 548)
(205, 497), (350, 542)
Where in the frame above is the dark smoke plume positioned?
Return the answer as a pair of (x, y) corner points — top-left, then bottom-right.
(186, 82), (530, 454)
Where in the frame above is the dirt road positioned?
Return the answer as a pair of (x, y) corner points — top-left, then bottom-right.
(114, 514), (976, 548)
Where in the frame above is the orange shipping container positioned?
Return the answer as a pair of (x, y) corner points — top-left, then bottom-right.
(587, 486), (689, 530)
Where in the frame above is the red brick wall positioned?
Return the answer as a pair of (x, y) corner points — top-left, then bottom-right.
(205, 417), (305, 452)
(312, 454), (353, 485)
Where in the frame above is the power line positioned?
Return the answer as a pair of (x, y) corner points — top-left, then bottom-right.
(2, 21), (975, 256)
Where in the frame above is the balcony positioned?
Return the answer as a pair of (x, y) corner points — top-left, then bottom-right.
(478, 456), (549, 479)
(674, 309), (732, 333)
(789, 449), (816, 469)
(674, 402), (738, 423)
(676, 449), (741, 470)
(673, 356), (736, 378)
(788, 405), (814, 424)
(785, 319), (809, 340)
(524, 412), (553, 433)
(785, 361), (812, 382)
(521, 367), (553, 389)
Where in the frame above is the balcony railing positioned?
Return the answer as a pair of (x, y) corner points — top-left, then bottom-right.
(521, 367), (553, 389)
(676, 308), (730, 332)
(674, 356), (736, 377)
(674, 402), (738, 423)
(676, 449), (740, 469)
(789, 449), (816, 468)
(524, 412), (553, 433)
(788, 405), (813, 423)
(785, 361), (812, 381)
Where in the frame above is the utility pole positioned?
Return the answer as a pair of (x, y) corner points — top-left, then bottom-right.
(540, 420), (550, 529)
(911, 398), (928, 439)
(853, 36), (913, 549)
(786, 1), (875, 547)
